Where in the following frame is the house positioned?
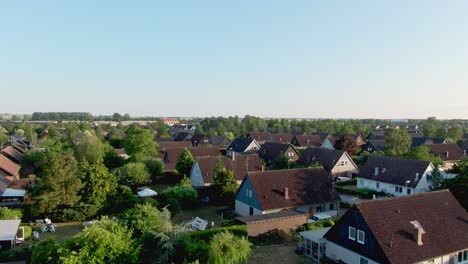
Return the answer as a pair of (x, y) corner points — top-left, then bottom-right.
(0, 154), (20, 180)
(363, 140), (386, 153)
(208, 135), (231, 148)
(356, 156), (434, 196)
(247, 132), (270, 145)
(352, 134), (367, 146)
(0, 220), (22, 249)
(226, 138), (261, 155)
(190, 154), (263, 187)
(156, 140), (192, 154)
(292, 135), (324, 149)
(324, 190), (468, 264)
(191, 134), (210, 147)
(173, 132), (192, 142)
(318, 133), (337, 150)
(366, 130), (386, 141)
(269, 133), (294, 144)
(258, 142), (300, 165)
(1, 146), (25, 164)
(427, 143), (465, 169)
(235, 168), (341, 218)
(298, 148), (358, 178)
(162, 147), (221, 171)
(0, 177), (25, 207)
(411, 137), (448, 148)
(160, 117), (180, 126)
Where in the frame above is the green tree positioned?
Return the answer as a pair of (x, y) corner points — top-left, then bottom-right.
(123, 126), (157, 162)
(30, 239), (62, 264)
(119, 162), (151, 187)
(422, 117), (442, 138)
(60, 217), (140, 264)
(77, 160), (118, 218)
(428, 165), (443, 190)
(175, 148), (195, 177)
(156, 121), (170, 138)
(0, 131), (8, 147)
(35, 151), (82, 215)
(385, 129), (411, 157)
(145, 158), (165, 181)
(272, 155), (290, 170)
(208, 231), (252, 264)
(212, 158), (238, 204)
(74, 133), (106, 164)
(404, 146), (443, 166)
(141, 231), (180, 264)
(124, 204), (172, 236)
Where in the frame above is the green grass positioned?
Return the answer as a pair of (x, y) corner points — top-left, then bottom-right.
(172, 205), (222, 227)
(248, 244), (309, 264)
(148, 183), (176, 193)
(34, 222), (83, 242)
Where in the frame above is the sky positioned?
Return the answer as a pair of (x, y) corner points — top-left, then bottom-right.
(1, 1), (467, 119)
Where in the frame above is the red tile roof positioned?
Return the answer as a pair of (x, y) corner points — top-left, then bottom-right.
(195, 154), (262, 183)
(1, 146), (25, 163)
(163, 147), (222, 171)
(427, 143), (464, 161)
(0, 154), (20, 176)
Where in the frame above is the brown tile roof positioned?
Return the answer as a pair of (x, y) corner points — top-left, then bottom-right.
(195, 154), (262, 183)
(292, 135), (323, 147)
(325, 190), (468, 264)
(163, 147), (222, 171)
(1, 146), (25, 163)
(0, 154), (20, 177)
(236, 210), (306, 224)
(157, 141), (192, 153)
(258, 142), (298, 162)
(248, 132), (270, 142)
(245, 168), (340, 211)
(357, 156), (431, 188)
(208, 136), (230, 147)
(270, 133), (294, 144)
(427, 143), (464, 161)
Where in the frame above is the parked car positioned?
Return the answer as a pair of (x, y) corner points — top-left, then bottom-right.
(336, 176), (351, 182)
(307, 213), (332, 224)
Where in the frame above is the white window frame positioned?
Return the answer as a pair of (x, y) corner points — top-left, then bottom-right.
(357, 230), (365, 244)
(348, 227), (356, 241)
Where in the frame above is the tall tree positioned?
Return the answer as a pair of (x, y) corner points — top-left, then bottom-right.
(334, 134), (358, 156)
(77, 160), (118, 218)
(119, 162), (151, 187)
(35, 151), (82, 215)
(175, 148), (194, 177)
(208, 231), (252, 264)
(385, 129), (411, 157)
(404, 146), (443, 166)
(212, 158), (238, 204)
(123, 126), (157, 162)
(123, 204), (172, 236)
(422, 117), (442, 138)
(74, 133), (106, 164)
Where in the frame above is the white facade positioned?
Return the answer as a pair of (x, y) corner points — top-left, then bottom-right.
(235, 200), (263, 217)
(330, 153), (359, 177)
(357, 165), (434, 197)
(326, 241), (380, 264)
(190, 161), (205, 187)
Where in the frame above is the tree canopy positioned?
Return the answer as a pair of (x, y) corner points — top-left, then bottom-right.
(175, 148), (195, 177)
(123, 126), (157, 162)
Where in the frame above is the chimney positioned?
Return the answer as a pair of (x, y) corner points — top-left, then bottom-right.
(284, 187), (289, 199)
(231, 151), (235, 161)
(410, 221), (426, 246)
(415, 173), (419, 181)
(445, 151), (449, 158)
(374, 167), (379, 176)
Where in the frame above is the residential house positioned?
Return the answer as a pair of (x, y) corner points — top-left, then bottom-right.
(235, 168), (341, 218)
(363, 140), (386, 153)
(410, 137), (447, 149)
(156, 141), (192, 154)
(269, 133), (294, 144)
(226, 138), (261, 155)
(352, 134), (367, 146)
(247, 132), (270, 145)
(162, 147), (221, 171)
(0, 176), (25, 207)
(318, 133), (337, 150)
(160, 117), (180, 126)
(356, 156), (434, 196)
(292, 135), (324, 149)
(190, 154), (263, 187)
(208, 135), (231, 148)
(298, 148), (358, 178)
(258, 142), (300, 166)
(0, 154), (20, 181)
(191, 134), (210, 147)
(173, 132), (192, 142)
(427, 143), (465, 169)
(324, 190), (468, 264)
(1, 146), (25, 164)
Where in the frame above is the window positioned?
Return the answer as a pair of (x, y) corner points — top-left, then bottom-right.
(399, 187), (403, 193)
(407, 188), (411, 195)
(360, 257), (369, 264)
(357, 230), (365, 244)
(248, 190), (252, 198)
(348, 227), (356, 241)
(395, 186), (398, 193)
(329, 203), (335, 211)
(249, 207), (254, 216)
(459, 250), (468, 262)
(376, 182), (379, 188)
(359, 179), (364, 185)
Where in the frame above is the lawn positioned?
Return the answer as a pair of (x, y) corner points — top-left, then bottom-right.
(148, 183), (176, 193)
(172, 205), (223, 227)
(34, 222), (83, 242)
(248, 244), (310, 264)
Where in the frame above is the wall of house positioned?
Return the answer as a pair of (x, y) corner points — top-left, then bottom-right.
(245, 141), (261, 153)
(296, 203), (339, 217)
(189, 161), (205, 187)
(235, 177), (263, 216)
(357, 178), (415, 196)
(285, 146), (300, 161)
(326, 241), (380, 264)
(244, 214), (308, 236)
(331, 154), (359, 177)
(321, 139), (335, 150)
(235, 200), (263, 217)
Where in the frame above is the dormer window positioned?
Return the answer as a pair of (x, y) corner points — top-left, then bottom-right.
(348, 227), (356, 241)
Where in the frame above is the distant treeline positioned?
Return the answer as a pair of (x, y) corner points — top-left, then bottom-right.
(32, 112), (93, 121)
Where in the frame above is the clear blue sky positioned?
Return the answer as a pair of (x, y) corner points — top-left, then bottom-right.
(1, 1), (467, 119)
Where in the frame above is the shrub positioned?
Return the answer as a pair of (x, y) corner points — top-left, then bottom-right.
(334, 185), (385, 198)
(0, 247), (33, 263)
(0, 207), (23, 220)
(208, 231), (252, 264)
(19, 225), (33, 240)
(159, 185), (198, 210)
(145, 158), (164, 181)
(179, 236), (210, 264)
(334, 178), (357, 186)
(187, 225), (248, 242)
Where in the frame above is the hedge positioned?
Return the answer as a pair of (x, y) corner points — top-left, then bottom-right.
(186, 225), (248, 242)
(334, 185), (385, 198)
(19, 225), (33, 240)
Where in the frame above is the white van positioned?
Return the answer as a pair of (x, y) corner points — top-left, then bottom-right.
(307, 213), (332, 224)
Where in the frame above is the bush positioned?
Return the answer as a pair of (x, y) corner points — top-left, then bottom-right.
(334, 185), (385, 198)
(145, 158), (164, 181)
(159, 185), (198, 210)
(0, 207), (23, 220)
(19, 225), (33, 240)
(0, 247), (33, 263)
(187, 225), (248, 242)
(178, 236), (210, 264)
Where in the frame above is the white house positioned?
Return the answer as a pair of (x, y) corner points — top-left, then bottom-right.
(356, 156), (434, 196)
(226, 138), (261, 155)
